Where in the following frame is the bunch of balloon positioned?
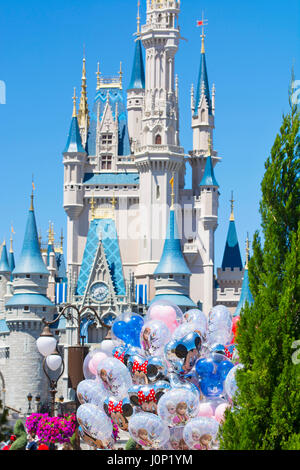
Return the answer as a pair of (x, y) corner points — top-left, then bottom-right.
(75, 303), (242, 450)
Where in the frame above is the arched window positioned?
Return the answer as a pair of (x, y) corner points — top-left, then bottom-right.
(155, 134), (162, 145)
(201, 109), (206, 122)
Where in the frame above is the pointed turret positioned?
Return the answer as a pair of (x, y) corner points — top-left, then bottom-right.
(155, 209), (191, 276)
(194, 31), (212, 116)
(78, 55), (90, 146)
(63, 88), (85, 153)
(13, 194), (49, 275)
(0, 241), (10, 274)
(9, 235), (15, 275)
(199, 154), (219, 187)
(127, 1), (146, 151)
(235, 236), (254, 316)
(221, 194), (243, 271)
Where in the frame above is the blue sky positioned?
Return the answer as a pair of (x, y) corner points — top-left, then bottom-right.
(0, 0), (299, 269)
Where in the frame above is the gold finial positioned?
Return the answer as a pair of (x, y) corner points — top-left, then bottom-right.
(90, 195), (95, 221)
(119, 62), (123, 89)
(230, 191), (235, 221)
(78, 54), (90, 128)
(197, 12), (208, 54)
(137, 0), (141, 34)
(10, 225), (14, 253)
(96, 62), (101, 90)
(170, 173), (175, 209)
(30, 178), (35, 211)
(111, 193), (117, 210)
(245, 233), (250, 269)
(60, 229), (64, 252)
(38, 229), (42, 247)
(48, 222), (52, 245)
(72, 87), (77, 117)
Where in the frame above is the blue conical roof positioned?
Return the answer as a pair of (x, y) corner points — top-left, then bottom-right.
(63, 116), (85, 153)
(13, 206), (49, 275)
(194, 51), (212, 116)
(199, 156), (219, 187)
(9, 251), (15, 273)
(221, 220), (243, 270)
(155, 210), (191, 275)
(234, 268), (254, 317)
(128, 38), (145, 90)
(0, 243), (10, 273)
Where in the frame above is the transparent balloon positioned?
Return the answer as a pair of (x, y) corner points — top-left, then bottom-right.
(162, 426), (189, 450)
(129, 412), (170, 449)
(195, 353), (234, 398)
(83, 348), (104, 380)
(183, 417), (220, 450)
(111, 312), (144, 348)
(77, 379), (107, 407)
(128, 381), (171, 414)
(198, 398), (231, 423)
(76, 404), (113, 449)
(103, 396), (134, 432)
(224, 363), (244, 401)
(146, 300), (184, 333)
(140, 320), (171, 357)
(184, 309), (207, 333)
(157, 388), (200, 428)
(164, 331), (202, 375)
(96, 357), (132, 399)
(127, 354), (168, 385)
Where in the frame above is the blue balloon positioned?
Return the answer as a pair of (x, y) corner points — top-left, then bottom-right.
(195, 358), (214, 377)
(112, 317), (143, 348)
(200, 375), (224, 398)
(217, 361), (234, 381)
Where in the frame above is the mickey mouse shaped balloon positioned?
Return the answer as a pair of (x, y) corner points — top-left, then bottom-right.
(195, 352), (234, 398)
(103, 397), (134, 432)
(164, 331), (202, 375)
(128, 381), (171, 414)
(127, 355), (168, 385)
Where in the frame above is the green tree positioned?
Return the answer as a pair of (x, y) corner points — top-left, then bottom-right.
(0, 400), (11, 442)
(220, 97), (300, 450)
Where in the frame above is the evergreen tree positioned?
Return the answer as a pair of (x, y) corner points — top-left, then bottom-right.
(0, 400), (11, 442)
(220, 96), (300, 450)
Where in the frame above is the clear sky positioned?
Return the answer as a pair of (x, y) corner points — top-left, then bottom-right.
(0, 0), (299, 269)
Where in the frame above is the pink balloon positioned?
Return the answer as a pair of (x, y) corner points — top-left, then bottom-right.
(198, 403), (214, 418)
(89, 352), (107, 376)
(215, 403), (231, 423)
(149, 305), (178, 333)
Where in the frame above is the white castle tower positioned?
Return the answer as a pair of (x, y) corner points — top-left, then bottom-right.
(62, 0), (222, 315)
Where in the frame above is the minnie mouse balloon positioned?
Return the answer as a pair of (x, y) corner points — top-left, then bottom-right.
(127, 355), (168, 385)
(128, 381), (171, 414)
(96, 357), (132, 399)
(183, 417), (219, 450)
(157, 388), (199, 428)
(103, 396), (134, 432)
(140, 320), (171, 357)
(129, 412), (170, 450)
(146, 300), (184, 333)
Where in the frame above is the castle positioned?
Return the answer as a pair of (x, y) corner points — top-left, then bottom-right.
(0, 0), (253, 413)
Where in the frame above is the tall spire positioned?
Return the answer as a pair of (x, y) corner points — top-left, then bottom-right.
(64, 89), (85, 153)
(234, 234), (254, 317)
(0, 241), (10, 273)
(194, 15), (211, 115)
(128, 11), (145, 91)
(221, 196), (243, 271)
(13, 194), (49, 275)
(78, 55), (90, 129)
(9, 230), (15, 276)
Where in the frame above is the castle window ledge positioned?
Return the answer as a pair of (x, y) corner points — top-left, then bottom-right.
(183, 243), (198, 254)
